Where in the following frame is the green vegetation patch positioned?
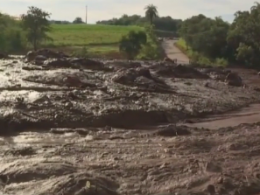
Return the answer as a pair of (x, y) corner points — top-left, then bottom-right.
(175, 38), (228, 67)
(45, 24), (144, 47)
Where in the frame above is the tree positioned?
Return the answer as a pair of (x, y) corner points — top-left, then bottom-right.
(21, 6), (51, 51)
(227, 2), (260, 66)
(144, 4), (158, 24)
(73, 17), (84, 24)
(179, 15), (230, 59)
(119, 30), (147, 59)
(96, 14), (182, 34)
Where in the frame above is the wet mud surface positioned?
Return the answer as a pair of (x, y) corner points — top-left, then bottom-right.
(1, 53), (260, 195)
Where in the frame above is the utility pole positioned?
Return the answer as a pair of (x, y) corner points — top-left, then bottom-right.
(86, 6), (88, 24)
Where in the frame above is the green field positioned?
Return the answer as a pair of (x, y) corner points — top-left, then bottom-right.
(44, 24), (144, 56)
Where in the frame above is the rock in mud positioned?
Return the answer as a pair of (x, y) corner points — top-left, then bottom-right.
(112, 67), (164, 86)
(34, 55), (48, 65)
(225, 72), (243, 86)
(43, 58), (72, 68)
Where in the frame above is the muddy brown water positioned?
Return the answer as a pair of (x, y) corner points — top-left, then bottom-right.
(2, 52), (260, 194)
(184, 103), (260, 129)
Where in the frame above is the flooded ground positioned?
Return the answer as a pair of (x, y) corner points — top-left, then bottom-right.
(1, 51), (260, 195)
(183, 104), (260, 129)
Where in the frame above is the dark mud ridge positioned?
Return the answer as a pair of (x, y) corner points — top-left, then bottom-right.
(0, 50), (260, 134)
(0, 50), (260, 195)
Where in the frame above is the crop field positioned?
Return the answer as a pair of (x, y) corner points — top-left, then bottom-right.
(44, 24), (144, 55)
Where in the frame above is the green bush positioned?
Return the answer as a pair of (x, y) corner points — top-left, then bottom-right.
(138, 42), (160, 59)
(0, 14), (26, 53)
(119, 30), (147, 59)
(137, 24), (162, 60)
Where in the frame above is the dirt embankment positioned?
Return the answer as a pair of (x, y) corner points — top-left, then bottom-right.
(0, 49), (260, 195)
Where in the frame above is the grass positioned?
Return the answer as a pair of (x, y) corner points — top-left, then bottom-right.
(43, 24), (144, 56)
(175, 38), (228, 67)
(47, 24), (143, 46)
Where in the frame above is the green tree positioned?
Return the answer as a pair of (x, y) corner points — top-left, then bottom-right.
(96, 14), (182, 34)
(144, 4), (158, 24)
(179, 15), (230, 59)
(73, 17), (84, 24)
(21, 6), (51, 51)
(227, 2), (260, 66)
(0, 13), (25, 53)
(119, 30), (147, 59)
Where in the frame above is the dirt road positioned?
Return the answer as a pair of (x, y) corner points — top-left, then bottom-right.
(162, 39), (190, 64)
(1, 52), (260, 195)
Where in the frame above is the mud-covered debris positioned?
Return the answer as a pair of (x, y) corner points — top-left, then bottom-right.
(174, 64), (208, 79)
(26, 49), (69, 62)
(205, 161), (222, 173)
(43, 58), (72, 68)
(69, 58), (105, 70)
(24, 71), (97, 88)
(105, 61), (141, 70)
(112, 68), (141, 84)
(0, 52), (8, 59)
(225, 72), (243, 86)
(3, 146), (35, 156)
(64, 75), (96, 88)
(0, 160), (77, 184)
(154, 64), (208, 79)
(33, 172), (120, 195)
(112, 67), (160, 85)
(22, 65), (45, 70)
(35, 55), (47, 61)
(111, 67), (173, 93)
(204, 68), (232, 81)
(154, 125), (191, 137)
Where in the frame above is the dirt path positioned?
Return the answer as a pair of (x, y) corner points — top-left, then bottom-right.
(162, 39), (190, 64)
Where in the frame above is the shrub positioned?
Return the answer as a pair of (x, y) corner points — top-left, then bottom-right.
(119, 30), (147, 59)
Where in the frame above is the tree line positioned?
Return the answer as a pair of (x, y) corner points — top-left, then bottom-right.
(0, 6), (51, 53)
(178, 2), (260, 67)
(0, 5), (162, 60)
(97, 15), (182, 33)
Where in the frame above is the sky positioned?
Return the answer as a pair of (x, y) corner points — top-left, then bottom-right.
(0, 0), (257, 23)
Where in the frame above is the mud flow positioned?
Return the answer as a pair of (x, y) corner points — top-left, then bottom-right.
(1, 50), (260, 195)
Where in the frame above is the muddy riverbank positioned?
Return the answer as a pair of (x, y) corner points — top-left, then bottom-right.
(1, 53), (260, 195)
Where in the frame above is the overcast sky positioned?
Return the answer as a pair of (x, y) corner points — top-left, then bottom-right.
(0, 0), (256, 23)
